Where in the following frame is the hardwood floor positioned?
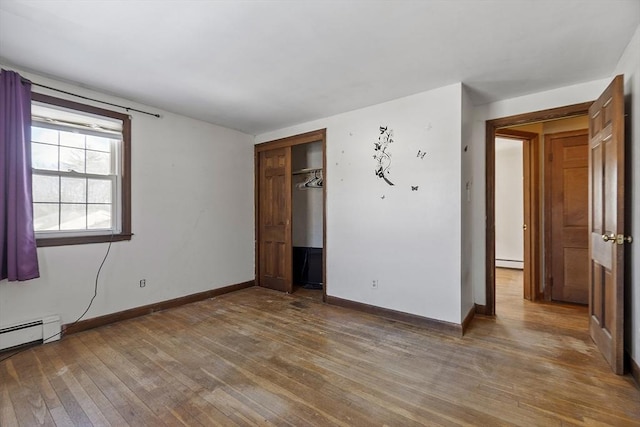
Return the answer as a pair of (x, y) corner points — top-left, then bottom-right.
(291, 286), (323, 303)
(2, 272), (639, 426)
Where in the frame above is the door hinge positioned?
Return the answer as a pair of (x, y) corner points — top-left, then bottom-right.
(549, 152), (553, 162)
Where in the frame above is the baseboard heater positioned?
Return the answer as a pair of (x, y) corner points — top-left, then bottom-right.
(0, 315), (61, 352)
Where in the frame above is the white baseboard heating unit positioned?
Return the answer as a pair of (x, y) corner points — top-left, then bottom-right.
(0, 315), (61, 352)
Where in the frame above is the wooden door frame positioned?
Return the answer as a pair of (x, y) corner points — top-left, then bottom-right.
(255, 129), (327, 301)
(494, 128), (540, 302)
(543, 129), (590, 302)
(483, 102), (592, 316)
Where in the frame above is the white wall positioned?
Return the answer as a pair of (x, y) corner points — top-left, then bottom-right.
(292, 141), (323, 248)
(495, 138), (524, 267)
(461, 85), (474, 320)
(0, 66), (256, 328)
(258, 84), (463, 324)
(614, 24), (640, 367)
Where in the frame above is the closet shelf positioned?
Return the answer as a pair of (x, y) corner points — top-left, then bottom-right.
(292, 167), (322, 176)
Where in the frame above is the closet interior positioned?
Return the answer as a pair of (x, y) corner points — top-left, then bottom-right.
(291, 141), (324, 295)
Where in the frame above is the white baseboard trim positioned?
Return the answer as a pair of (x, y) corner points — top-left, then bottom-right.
(496, 259), (524, 269)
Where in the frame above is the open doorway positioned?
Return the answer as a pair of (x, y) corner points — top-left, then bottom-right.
(486, 77), (627, 374)
(495, 137), (525, 272)
(487, 104), (592, 315)
(494, 115), (590, 311)
(493, 128), (539, 308)
(494, 136), (527, 304)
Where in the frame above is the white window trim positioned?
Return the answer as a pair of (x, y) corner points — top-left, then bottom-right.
(31, 92), (132, 247)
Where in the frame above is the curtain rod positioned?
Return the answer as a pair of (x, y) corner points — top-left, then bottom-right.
(22, 78), (161, 118)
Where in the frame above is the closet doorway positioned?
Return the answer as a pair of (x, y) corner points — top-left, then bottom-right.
(255, 129), (326, 300)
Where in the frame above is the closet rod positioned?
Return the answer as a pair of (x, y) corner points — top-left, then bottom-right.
(292, 167), (322, 176)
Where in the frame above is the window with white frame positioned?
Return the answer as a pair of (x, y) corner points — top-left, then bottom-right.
(31, 93), (132, 246)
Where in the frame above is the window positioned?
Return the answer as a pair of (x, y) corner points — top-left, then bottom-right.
(31, 93), (131, 246)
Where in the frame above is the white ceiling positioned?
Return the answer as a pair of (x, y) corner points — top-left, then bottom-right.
(1, 0), (638, 135)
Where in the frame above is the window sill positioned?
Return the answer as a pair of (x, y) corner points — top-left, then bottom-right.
(36, 233), (133, 247)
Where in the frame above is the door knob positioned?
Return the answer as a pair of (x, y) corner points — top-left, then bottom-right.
(602, 233), (633, 244)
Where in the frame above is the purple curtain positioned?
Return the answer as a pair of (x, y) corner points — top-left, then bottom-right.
(0, 70), (39, 281)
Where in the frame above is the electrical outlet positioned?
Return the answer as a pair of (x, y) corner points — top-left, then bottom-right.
(372, 279), (378, 289)
(139, 279), (146, 288)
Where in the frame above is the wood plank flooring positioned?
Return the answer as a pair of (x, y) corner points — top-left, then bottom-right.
(2, 269), (639, 426)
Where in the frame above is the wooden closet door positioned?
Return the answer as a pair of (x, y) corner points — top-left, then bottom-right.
(258, 147), (292, 292)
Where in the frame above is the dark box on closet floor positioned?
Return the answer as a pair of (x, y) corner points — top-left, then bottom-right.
(293, 247), (323, 289)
